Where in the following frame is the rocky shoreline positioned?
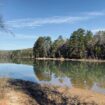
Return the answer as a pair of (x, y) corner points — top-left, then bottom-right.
(0, 78), (105, 105)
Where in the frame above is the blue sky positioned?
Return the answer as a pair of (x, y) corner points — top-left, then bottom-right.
(0, 0), (105, 50)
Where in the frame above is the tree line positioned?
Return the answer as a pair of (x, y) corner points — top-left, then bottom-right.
(0, 49), (33, 59)
(33, 28), (105, 59)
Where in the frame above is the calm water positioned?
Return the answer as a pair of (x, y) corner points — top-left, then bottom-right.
(0, 59), (105, 94)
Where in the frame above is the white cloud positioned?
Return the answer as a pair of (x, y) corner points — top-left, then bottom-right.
(7, 16), (90, 28)
(85, 11), (105, 16)
(92, 28), (105, 33)
(6, 11), (105, 29)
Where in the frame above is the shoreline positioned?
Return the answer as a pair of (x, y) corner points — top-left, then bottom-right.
(2, 57), (105, 63)
(0, 78), (105, 105)
(34, 57), (105, 62)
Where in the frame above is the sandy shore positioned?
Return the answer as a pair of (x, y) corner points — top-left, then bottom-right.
(0, 78), (105, 105)
(35, 57), (105, 62)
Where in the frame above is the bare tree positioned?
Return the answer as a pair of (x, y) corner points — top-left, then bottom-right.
(0, 16), (5, 30)
(0, 16), (14, 36)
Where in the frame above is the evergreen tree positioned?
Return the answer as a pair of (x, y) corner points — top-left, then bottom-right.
(68, 28), (85, 58)
(33, 36), (52, 58)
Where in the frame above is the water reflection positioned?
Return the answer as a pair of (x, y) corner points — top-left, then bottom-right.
(33, 60), (105, 91)
(0, 58), (105, 94)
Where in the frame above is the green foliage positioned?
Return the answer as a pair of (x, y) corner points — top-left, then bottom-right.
(11, 48), (33, 58)
(50, 35), (65, 57)
(68, 28), (85, 58)
(1, 28), (105, 59)
(33, 60), (105, 89)
(33, 29), (105, 59)
(33, 37), (52, 57)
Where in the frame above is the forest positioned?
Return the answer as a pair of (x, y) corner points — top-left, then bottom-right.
(0, 28), (105, 60)
(33, 28), (105, 59)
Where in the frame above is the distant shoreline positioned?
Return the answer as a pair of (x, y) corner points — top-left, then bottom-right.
(34, 58), (105, 62)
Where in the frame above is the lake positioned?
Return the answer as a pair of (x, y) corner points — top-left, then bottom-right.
(0, 58), (105, 94)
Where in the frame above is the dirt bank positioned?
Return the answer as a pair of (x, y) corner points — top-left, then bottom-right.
(0, 78), (105, 105)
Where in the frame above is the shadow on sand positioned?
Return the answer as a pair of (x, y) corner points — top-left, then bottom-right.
(0, 78), (99, 105)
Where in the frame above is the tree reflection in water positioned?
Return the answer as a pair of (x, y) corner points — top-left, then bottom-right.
(33, 60), (105, 90)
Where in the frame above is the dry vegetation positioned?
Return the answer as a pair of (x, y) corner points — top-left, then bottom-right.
(0, 78), (105, 105)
